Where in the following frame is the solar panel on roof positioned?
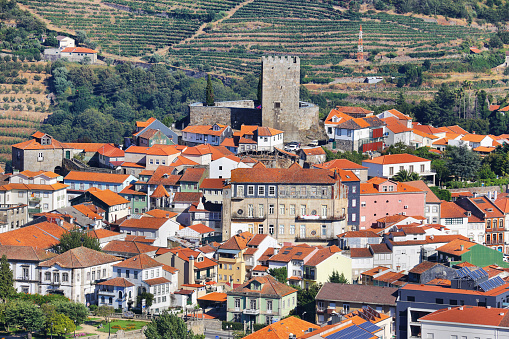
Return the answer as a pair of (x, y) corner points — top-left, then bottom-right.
(492, 276), (505, 287)
(478, 268), (488, 278)
(358, 321), (380, 333)
(457, 267), (470, 278)
(326, 325), (373, 339)
(479, 281), (491, 292)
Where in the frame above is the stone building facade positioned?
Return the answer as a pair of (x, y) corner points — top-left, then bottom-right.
(189, 56), (321, 142)
(222, 163), (348, 244)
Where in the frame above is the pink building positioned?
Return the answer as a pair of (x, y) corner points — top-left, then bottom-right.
(359, 177), (427, 229)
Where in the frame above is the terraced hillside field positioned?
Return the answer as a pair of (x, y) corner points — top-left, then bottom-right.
(19, 0), (493, 77)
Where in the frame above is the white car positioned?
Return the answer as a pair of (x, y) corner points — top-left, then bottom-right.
(284, 142), (300, 152)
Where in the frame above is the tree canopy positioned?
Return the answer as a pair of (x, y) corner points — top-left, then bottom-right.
(328, 271), (349, 284)
(144, 311), (202, 339)
(52, 228), (101, 254)
(0, 255), (15, 302)
(446, 145), (481, 181)
(268, 267), (288, 284)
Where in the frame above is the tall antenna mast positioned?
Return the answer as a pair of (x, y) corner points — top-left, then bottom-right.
(357, 25), (363, 62)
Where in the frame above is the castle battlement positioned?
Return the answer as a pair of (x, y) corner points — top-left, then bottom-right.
(262, 55), (300, 67)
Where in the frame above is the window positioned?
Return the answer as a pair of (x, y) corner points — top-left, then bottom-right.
(234, 298), (241, 309)
(248, 204), (254, 217)
(267, 300), (272, 313)
(351, 199), (357, 207)
(45, 272), (51, 281)
(300, 186), (306, 195)
(126, 270), (130, 278)
(237, 185), (244, 197)
(352, 186), (357, 193)
(53, 273), (59, 283)
(290, 225), (295, 235)
(500, 219), (504, 229)
(274, 102), (281, 109)
(279, 204), (285, 215)
(407, 296), (415, 301)
(389, 167), (394, 175)
(421, 164), (425, 172)
(247, 186), (254, 195)
(487, 220), (491, 229)
(258, 204), (264, 217)
(290, 205), (295, 215)
(269, 204), (274, 215)
(300, 205), (306, 216)
(435, 298), (444, 304)
(321, 205), (327, 217)
(92, 271), (96, 281)
(351, 213), (356, 222)
(219, 166), (223, 170)
(300, 225), (306, 238)
(361, 201), (366, 207)
(321, 225), (327, 236)
(248, 224), (254, 234)
(269, 225), (274, 234)
(87, 272), (90, 281)
(258, 225), (264, 234)
(268, 186), (276, 196)
(343, 303), (350, 313)
(494, 219), (498, 229)
(258, 186), (265, 196)
(279, 225), (285, 234)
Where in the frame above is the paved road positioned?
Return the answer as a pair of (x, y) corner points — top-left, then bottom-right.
(204, 329), (234, 339)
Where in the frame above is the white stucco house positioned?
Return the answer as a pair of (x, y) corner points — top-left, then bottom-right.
(209, 155), (250, 179)
(362, 153), (435, 184)
(118, 215), (180, 247)
(39, 247), (122, 305)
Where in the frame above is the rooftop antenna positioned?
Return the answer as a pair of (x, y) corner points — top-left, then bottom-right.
(357, 25), (364, 62)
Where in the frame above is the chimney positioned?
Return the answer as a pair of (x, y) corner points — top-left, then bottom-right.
(459, 306), (463, 310)
(487, 306), (491, 309)
(495, 191), (498, 200)
(188, 255), (195, 284)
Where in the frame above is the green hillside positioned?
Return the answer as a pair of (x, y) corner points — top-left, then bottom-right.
(17, 0), (499, 76)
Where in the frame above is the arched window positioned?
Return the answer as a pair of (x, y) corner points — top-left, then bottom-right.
(118, 291), (123, 299)
(109, 297), (112, 304)
(101, 296), (105, 303)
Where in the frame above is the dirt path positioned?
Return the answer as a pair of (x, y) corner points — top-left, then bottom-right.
(162, 0), (255, 53)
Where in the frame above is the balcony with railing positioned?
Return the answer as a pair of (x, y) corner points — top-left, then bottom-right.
(28, 207), (41, 214)
(243, 308), (260, 315)
(295, 214), (346, 222)
(231, 212), (266, 221)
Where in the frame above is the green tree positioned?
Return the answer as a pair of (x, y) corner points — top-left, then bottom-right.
(0, 255), (15, 302)
(5, 300), (45, 334)
(328, 270), (349, 284)
(44, 313), (76, 337)
(489, 35), (504, 49)
(478, 164), (496, 179)
(291, 283), (321, 323)
(431, 159), (450, 186)
(205, 74), (214, 106)
(137, 292), (154, 309)
(392, 169), (420, 182)
(51, 300), (88, 326)
(268, 267), (288, 284)
(144, 311), (202, 339)
(52, 228), (101, 254)
(446, 145), (481, 181)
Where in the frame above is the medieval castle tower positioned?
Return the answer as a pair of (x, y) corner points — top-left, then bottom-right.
(189, 55), (320, 141)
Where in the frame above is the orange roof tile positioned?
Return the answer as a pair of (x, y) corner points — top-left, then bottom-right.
(232, 275), (297, 298)
(61, 47), (97, 53)
(182, 124), (228, 136)
(363, 153), (430, 165)
(313, 159), (367, 170)
(360, 177), (424, 194)
(420, 306), (509, 326)
(65, 171), (131, 184)
(103, 240), (160, 255)
(144, 209), (177, 218)
(87, 229), (119, 239)
(473, 146), (496, 153)
(114, 253), (161, 269)
(120, 216), (169, 230)
(40, 246), (121, 268)
(186, 223), (214, 234)
(97, 277), (134, 287)
(88, 189), (129, 206)
(461, 134), (488, 143)
(386, 109), (411, 120)
(301, 147), (326, 156)
(436, 239), (477, 255)
(150, 184), (170, 198)
(144, 277), (170, 286)
(0, 221), (68, 249)
(197, 292), (227, 302)
(200, 178), (226, 190)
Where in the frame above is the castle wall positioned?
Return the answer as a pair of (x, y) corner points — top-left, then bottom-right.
(189, 101), (262, 129)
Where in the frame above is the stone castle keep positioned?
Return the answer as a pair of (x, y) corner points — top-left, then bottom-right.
(189, 56), (321, 141)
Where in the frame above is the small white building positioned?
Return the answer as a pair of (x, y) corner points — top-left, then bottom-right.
(256, 127), (284, 151)
(98, 254), (178, 313)
(209, 155), (250, 179)
(60, 47), (98, 63)
(39, 246), (122, 305)
(176, 223), (215, 244)
(362, 153), (435, 184)
(56, 36), (75, 49)
(0, 245), (56, 294)
(0, 170), (68, 219)
(118, 215), (180, 247)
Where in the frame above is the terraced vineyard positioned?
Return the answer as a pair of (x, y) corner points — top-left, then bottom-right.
(19, 0), (493, 77)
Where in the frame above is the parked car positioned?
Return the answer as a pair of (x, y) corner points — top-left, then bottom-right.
(308, 140), (319, 147)
(284, 141), (300, 151)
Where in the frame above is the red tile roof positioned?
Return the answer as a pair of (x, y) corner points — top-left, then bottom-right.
(144, 209), (177, 218)
(102, 240), (160, 255)
(114, 253), (161, 269)
(197, 292), (227, 302)
(363, 153), (430, 165)
(97, 277), (134, 287)
(385, 109), (411, 120)
(402, 282), (509, 296)
(150, 184), (170, 198)
(338, 231), (380, 238)
(305, 246), (341, 266)
(40, 246), (121, 268)
(88, 189), (129, 206)
(219, 232), (253, 251)
(119, 184), (146, 196)
(436, 239), (477, 255)
(0, 245), (56, 261)
(247, 234), (268, 247)
(301, 147), (326, 156)
(350, 248), (373, 258)
(186, 223), (214, 234)
(269, 245), (316, 263)
(420, 306), (509, 327)
(87, 229), (119, 239)
(144, 277), (170, 286)
(12, 135), (69, 150)
(0, 221), (68, 249)
(360, 177), (425, 194)
(65, 171), (131, 184)
(120, 216), (169, 230)
(232, 275), (297, 297)
(180, 167), (206, 183)
(231, 163), (337, 184)
(182, 124), (228, 136)
(200, 178), (226, 190)
(313, 159), (368, 170)
(61, 47), (97, 53)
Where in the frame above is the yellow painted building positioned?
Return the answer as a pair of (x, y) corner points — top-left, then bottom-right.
(216, 232), (253, 285)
